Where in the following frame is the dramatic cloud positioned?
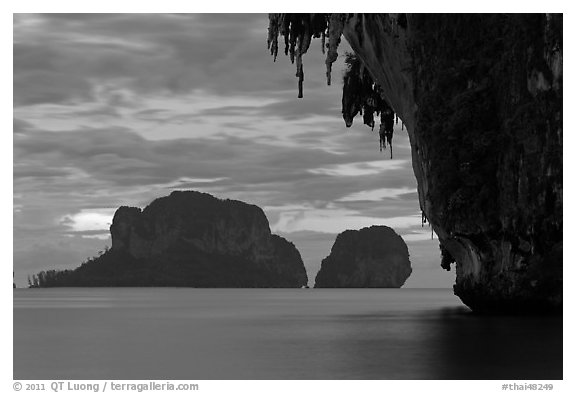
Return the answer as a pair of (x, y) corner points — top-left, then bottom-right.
(337, 187), (417, 202)
(60, 209), (117, 232)
(309, 160), (409, 177)
(13, 14), (449, 288)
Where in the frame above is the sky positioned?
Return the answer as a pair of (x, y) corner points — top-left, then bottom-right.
(13, 13), (454, 288)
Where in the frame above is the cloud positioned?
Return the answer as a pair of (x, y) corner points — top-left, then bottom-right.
(13, 69), (95, 106)
(60, 208), (116, 232)
(308, 159), (409, 176)
(12, 14), (449, 288)
(13, 13), (317, 108)
(166, 177), (229, 189)
(63, 229), (111, 238)
(271, 206), (422, 234)
(13, 164), (75, 179)
(14, 122), (411, 201)
(195, 94), (341, 121)
(13, 122), (428, 282)
(337, 187), (417, 202)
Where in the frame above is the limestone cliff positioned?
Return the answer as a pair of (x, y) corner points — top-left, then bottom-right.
(314, 226), (412, 288)
(268, 14), (562, 313)
(31, 191), (308, 288)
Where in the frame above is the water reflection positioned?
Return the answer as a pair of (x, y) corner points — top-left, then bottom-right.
(14, 289), (562, 379)
(431, 307), (562, 379)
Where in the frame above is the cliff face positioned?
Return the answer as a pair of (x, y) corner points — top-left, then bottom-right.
(344, 14), (562, 313)
(34, 191), (308, 287)
(269, 14), (562, 312)
(111, 192), (272, 261)
(108, 191), (308, 287)
(314, 226), (412, 288)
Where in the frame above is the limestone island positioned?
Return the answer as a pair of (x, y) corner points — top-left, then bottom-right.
(314, 226), (412, 288)
(266, 14), (562, 313)
(29, 191), (308, 288)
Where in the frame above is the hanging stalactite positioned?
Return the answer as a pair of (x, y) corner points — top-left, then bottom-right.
(325, 14), (346, 86)
(268, 14), (334, 98)
(342, 52), (397, 156)
(267, 14), (402, 156)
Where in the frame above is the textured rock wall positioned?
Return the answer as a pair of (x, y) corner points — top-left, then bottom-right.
(314, 226), (412, 288)
(107, 191), (308, 287)
(341, 14), (562, 312)
(111, 192), (272, 260)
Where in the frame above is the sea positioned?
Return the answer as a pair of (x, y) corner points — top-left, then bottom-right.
(13, 288), (562, 380)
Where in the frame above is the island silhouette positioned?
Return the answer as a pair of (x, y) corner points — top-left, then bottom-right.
(29, 191), (308, 288)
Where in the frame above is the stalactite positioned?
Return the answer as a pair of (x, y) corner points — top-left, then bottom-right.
(267, 14), (402, 155)
(325, 14), (346, 86)
(379, 123), (385, 152)
(268, 13), (338, 98)
(297, 60), (304, 98)
(295, 35), (305, 98)
(382, 108), (395, 158)
(341, 52), (400, 155)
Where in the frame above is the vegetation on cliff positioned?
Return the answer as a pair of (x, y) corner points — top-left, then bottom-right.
(314, 226), (412, 288)
(268, 14), (398, 156)
(29, 191), (308, 288)
(267, 13), (562, 313)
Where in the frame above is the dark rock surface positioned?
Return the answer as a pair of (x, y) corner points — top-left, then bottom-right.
(268, 14), (562, 313)
(314, 226), (412, 288)
(31, 191), (308, 288)
(343, 14), (562, 313)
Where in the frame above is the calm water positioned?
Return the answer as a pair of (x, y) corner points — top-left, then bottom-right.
(13, 288), (562, 380)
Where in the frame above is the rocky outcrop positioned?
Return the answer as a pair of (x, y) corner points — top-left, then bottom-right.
(314, 226), (412, 288)
(268, 14), (562, 313)
(31, 191), (308, 287)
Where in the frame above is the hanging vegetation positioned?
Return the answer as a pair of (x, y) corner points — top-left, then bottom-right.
(267, 14), (399, 156)
(342, 53), (396, 157)
(268, 14), (331, 98)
